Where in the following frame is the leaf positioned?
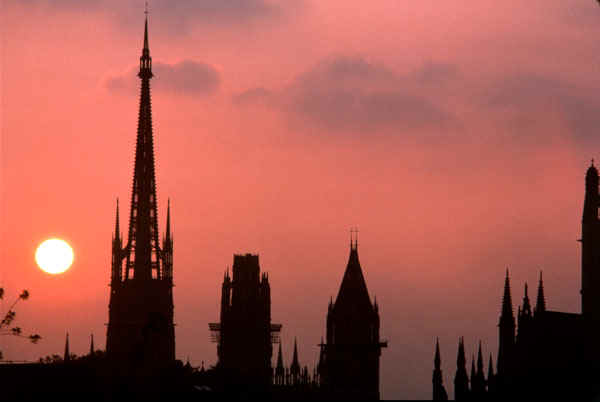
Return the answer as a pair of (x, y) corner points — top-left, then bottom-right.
(29, 334), (41, 344)
(19, 290), (29, 300)
(10, 327), (21, 335)
(0, 288), (4, 300)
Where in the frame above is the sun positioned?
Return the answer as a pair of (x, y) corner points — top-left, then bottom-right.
(35, 239), (74, 275)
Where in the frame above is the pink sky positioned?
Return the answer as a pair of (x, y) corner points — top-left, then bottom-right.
(2, 0), (600, 398)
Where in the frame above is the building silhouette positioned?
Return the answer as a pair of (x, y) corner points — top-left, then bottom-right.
(435, 162), (600, 400)
(106, 14), (175, 375)
(320, 236), (387, 399)
(209, 254), (281, 390)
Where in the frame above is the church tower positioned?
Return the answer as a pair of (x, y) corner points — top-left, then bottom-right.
(323, 235), (386, 400)
(581, 162), (600, 320)
(106, 14), (175, 374)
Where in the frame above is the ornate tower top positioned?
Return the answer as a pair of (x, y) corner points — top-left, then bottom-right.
(535, 271), (546, 314)
(500, 269), (514, 324)
(124, 14), (162, 282)
(334, 239), (373, 314)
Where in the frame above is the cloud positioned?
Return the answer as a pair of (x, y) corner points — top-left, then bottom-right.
(483, 73), (600, 143)
(11, 0), (292, 27)
(232, 87), (273, 106)
(105, 60), (220, 96)
(414, 61), (459, 86)
(237, 56), (455, 134)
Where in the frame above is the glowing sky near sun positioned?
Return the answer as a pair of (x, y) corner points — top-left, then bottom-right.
(2, 0), (600, 398)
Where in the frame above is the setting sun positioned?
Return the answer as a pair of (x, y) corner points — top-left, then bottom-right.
(35, 239), (74, 275)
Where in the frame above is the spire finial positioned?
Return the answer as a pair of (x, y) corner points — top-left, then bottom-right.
(90, 333), (94, 356)
(143, 4), (149, 51)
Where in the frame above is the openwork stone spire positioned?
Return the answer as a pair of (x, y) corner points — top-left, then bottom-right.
(124, 12), (162, 281)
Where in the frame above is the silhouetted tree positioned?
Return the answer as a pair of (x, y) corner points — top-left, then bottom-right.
(0, 288), (42, 359)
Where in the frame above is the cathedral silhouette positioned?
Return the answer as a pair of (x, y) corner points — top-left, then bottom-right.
(5, 12), (600, 401)
(433, 162), (600, 400)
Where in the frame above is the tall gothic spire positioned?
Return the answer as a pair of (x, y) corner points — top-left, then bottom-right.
(124, 13), (160, 281)
(90, 333), (95, 356)
(536, 271), (546, 314)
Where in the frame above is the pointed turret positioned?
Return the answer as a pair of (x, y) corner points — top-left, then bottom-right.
(501, 270), (514, 321)
(64, 333), (70, 363)
(90, 333), (94, 356)
(433, 338), (448, 400)
(471, 341), (486, 396)
(488, 354), (494, 378)
(290, 338), (300, 377)
(477, 342), (484, 375)
(165, 199), (172, 242)
(111, 198), (123, 284)
(535, 271), (546, 315)
(454, 337), (469, 400)
(114, 198), (121, 240)
(498, 270), (515, 376)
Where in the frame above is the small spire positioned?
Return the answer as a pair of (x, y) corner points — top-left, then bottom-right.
(488, 354), (494, 379)
(457, 337), (466, 368)
(477, 341), (484, 375)
(277, 343), (284, 369)
(114, 198), (120, 239)
(536, 270), (546, 314)
(64, 332), (70, 363)
(435, 338), (441, 370)
(470, 355), (476, 381)
(90, 333), (94, 356)
(165, 198), (172, 241)
(290, 337), (300, 376)
(501, 269), (514, 320)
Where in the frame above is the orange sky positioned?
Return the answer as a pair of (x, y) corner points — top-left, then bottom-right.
(2, 0), (600, 398)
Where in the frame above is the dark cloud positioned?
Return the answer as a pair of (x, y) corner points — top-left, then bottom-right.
(484, 73), (600, 143)
(236, 56), (454, 133)
(232, 87), (273, 105)
(414, 61), (459, 86)
(105, 60), (220, 96)
(11, 0), (292, 27)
